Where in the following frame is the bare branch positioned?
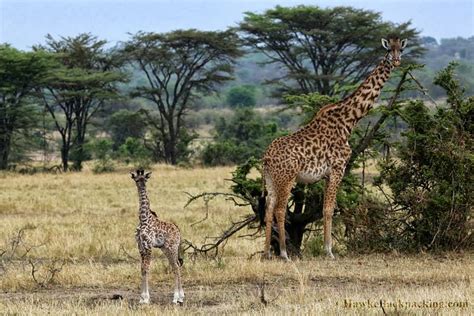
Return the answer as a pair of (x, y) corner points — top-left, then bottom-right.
(183, 215), (257, 257)
(28, 258), (66, 288)
(119, 244), (139, 262)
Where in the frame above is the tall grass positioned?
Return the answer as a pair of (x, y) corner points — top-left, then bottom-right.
(0, 165), (471, 314)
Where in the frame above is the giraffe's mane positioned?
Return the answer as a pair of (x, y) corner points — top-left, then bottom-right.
(315, 102), (340, 119)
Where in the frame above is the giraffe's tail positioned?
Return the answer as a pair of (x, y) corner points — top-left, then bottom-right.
(178, 242), (184, 266)
(258, 163), (267, 227)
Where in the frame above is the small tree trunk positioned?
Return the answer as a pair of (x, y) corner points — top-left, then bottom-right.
(61, 147), (69, 172)
(169, 142), (177, 165)
(163, 132), (178, 165)
(0, 132), (11, 170)
(60, 134), (70, 172)
(72, 120), (86, 171)
(167, 118), (178, 165)
(71, 137), (85, 171)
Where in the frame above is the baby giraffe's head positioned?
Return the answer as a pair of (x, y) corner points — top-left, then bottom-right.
(130, 169), (152, 185)
(381, 37), (408, 67)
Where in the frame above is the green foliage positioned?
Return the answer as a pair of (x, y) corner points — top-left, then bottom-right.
(107, 109), (145, 149)
(37, 33), (126, 171)
(283, 93), (339, 123)
(123, 29), (242, 164)
(88, 139), (115, 173)
(118, 137), (152, 169)
(239, 5), (423, 96)
(201, 108), (283, 166)
(416, 37), (474, 97)
(370, 63), (473, 251)
(303, 235), (325, 257)
(173, 128), (198, 165)
(226, 85), (257, 107)
(229, 157), (263, 201)
(229, 156), (362, 256)
(0, 45), (57, 169)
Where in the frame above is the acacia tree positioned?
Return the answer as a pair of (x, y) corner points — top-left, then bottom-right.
(186, 65), (428, 257)
(238, 5), (423, 96)
(122, 29), (242, 164)
(37, 34), (125, 171)
(0, 45), (56, 170)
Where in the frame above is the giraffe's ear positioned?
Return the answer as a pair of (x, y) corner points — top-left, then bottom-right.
(145, 172), (152, 179)
(130, 172), (136, 179)
(381, 38), (390, 50)
(401, 39), (408, 49)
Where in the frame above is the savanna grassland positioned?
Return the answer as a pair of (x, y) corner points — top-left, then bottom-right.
(0, 165), (472, 315)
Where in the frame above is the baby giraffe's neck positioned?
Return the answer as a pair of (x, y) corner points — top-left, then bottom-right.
(136, 182), (155, 223)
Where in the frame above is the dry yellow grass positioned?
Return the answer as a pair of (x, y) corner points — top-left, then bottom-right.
(0, 164), (472, 315)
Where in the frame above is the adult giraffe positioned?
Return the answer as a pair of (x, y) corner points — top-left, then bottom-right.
(262, 37), (407, 260)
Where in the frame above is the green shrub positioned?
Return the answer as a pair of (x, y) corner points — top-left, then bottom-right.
(107, 110), (145, 149)
(304, 235), (325, 257)
(201, 108), (283, 166)
(88, 139), (115, 173)
(349, 62), (474, 252)
(118, 137), (152, 169)
(226, 85), (257, 108)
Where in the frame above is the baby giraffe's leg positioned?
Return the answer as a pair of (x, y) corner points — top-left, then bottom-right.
(177, 242), (185, 303)
(139, 249), (152, 304)
(163, 245), (183, 304)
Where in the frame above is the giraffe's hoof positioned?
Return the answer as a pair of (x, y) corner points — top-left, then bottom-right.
(139, 298), (150, 304)
(326, 253), (335, 260)
(172, 299), (184, 305)
(178, 292), (185, 304)
(173, 292), (185, 305)
(279, 250), (291, 262)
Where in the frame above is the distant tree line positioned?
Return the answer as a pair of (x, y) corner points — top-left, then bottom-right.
(1, 4), (472, 255)
(0, 4), (472, 171)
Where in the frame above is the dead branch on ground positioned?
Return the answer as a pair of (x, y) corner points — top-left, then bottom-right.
(28, 258), (66, 288)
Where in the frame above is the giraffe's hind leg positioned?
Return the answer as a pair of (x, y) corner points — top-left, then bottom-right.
(139, 249), (152, 304)
(274, 182), (293, 261)
(163, 242), (184, 304)
(263, 171), (276, 260)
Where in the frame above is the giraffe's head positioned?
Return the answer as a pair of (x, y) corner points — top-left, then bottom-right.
(130, 169), (152, 184)
(381, 37), (408, 67)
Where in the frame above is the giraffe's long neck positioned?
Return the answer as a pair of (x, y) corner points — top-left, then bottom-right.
(136, 182), (154, 223)
(344, 54), (394, 119)
(312, 55), (394, 138)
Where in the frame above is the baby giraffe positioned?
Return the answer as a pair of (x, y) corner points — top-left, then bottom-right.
(130, 169), (184, 305)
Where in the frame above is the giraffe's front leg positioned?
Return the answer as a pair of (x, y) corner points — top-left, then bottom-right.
(139, 248), (152, 304)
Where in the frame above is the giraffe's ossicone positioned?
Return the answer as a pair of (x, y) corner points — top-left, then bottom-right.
(262, 37), (408, 261)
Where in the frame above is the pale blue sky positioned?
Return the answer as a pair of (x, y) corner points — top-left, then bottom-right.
(1, 0), (473, 50)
